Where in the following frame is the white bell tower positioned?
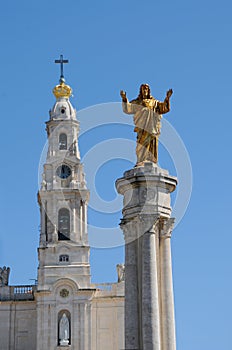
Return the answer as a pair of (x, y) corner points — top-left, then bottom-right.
(38, 59), (90, 290)
(37, 62), (90, 290)
(36, 58), (93, 350)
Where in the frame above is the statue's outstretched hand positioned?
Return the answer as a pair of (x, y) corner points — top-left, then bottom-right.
(120, 90), (127, 102)
(166, 89), (173, 99)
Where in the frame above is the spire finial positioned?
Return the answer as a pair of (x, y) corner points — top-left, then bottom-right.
(55, 54), (69, 84)
(53, 55), (72, 99)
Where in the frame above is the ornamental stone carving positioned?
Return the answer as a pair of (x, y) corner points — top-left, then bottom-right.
(116, 264), (125, 282)
(120, 215), (161, 243)
(160, 217), (175, 238)
(0, 266), (10, 286)
(60, 288), (69, 298)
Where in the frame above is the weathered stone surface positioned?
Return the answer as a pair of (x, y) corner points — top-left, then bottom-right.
(116, 162), (177, 220)
(116, 163), (177, 350)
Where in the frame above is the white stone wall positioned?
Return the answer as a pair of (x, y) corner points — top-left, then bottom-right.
(91, 283), (124, 350)
(0, 301), (37, 350)
(0, 285), (124, 350)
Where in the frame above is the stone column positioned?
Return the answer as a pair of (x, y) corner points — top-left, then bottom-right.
(142, 226), (161, 350)
(121, 220), (139, 349)
(40, 204), (46, 244)
(39, 200), (48, 245)
(79, 201), (83, 241)
(77, 200), (82, 241)
(83, 200), (88, 242)
(116, 162), (177, 350)
(70, 199), (75, 238)
(160, 218), (176, 350)
(73, 201), (77, 239)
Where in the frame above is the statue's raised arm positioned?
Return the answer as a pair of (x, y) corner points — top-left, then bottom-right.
(120, 90), (128, 103)
(155, 88), (173, 114)
(120, 83), (173, 165)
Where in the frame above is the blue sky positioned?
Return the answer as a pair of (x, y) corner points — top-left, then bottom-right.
(0, 0), (232, 349)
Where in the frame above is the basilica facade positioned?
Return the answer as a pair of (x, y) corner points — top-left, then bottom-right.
(0, 74), (124, 350)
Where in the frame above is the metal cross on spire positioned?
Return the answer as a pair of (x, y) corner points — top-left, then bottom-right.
(55, 54), (69, 83)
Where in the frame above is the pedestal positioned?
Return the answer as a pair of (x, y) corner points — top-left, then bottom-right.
(116, 162), (177, 350)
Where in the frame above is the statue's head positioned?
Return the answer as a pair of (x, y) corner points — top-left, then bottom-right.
(139, 84), (151, 99)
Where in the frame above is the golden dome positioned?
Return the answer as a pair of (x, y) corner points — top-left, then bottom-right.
(53, 82), (72, 99)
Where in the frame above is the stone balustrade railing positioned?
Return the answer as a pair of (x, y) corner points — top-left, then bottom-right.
(0, 285), (37, 301)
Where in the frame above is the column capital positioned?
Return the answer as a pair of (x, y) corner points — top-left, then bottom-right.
(138, 214), (160, 234)
(120, 214), (160, 243)
(160, 217), (175, 238)
(120, 218), (138, 243)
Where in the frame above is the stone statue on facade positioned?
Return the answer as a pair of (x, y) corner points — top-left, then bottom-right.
(59, 312), (70, 345)
(0, 266), (10, 286)
(41, 173), (47, 190)
(120, 84), (173, 164)
(116, 263), (125, 282)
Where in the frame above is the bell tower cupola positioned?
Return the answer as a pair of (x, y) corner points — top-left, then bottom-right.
(50, 71), (76, 121)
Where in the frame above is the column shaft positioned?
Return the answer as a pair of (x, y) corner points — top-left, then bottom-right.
(160, 236), (176, 350)
(142, 231), (161, 350)
(79, 202), (83, 240)
(40, 205), (46, 244)
(125, 240), (139, 349)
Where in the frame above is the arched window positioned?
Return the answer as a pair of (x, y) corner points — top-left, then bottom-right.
(58, 208), (70, 240)
(58, 310), (71, 346)
(59, 133), (67, 150)
(59, 254), (69, 262)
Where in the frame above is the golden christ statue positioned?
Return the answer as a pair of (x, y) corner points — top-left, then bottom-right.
(120, 84), (173, 165)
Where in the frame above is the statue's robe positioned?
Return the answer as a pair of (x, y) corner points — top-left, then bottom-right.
(59, 314), (70, 341)
(122, 96), (170, 163)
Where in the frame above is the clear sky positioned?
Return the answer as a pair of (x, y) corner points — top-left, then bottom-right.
(0, 0), (232, 349)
